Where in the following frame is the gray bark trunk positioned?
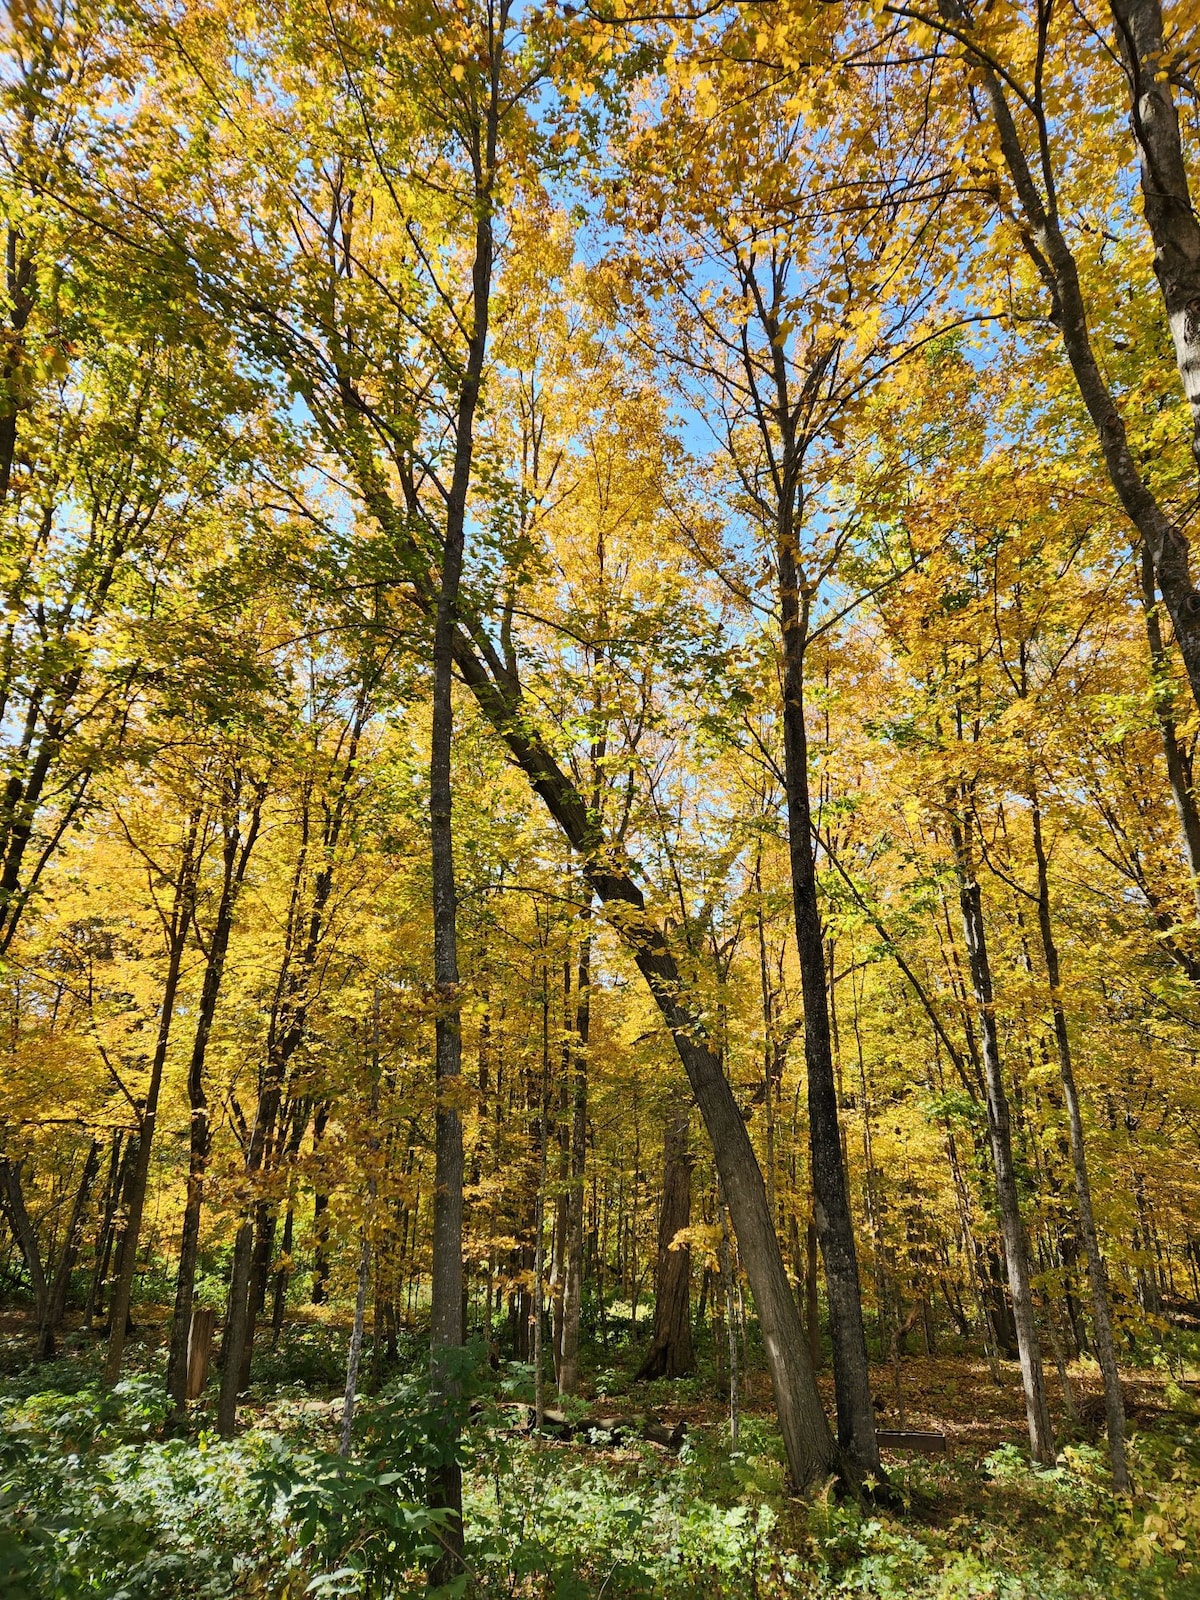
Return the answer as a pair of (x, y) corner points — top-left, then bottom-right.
(447, 629), (841, 1488)
(636, 1107), (695, 1380)
(426, 45), (499, 1579)
(167, 790), (263, 1406)
(558, 924), (590, 1397)
(1029, 791), (1129, 1489)
(1139, 547), (1200, 911)
(105, 828), (196, 1384)
(39, 1140), (100, 1357)
(1111, 0), (1200, 473)
(778, 540), (878, 1475)
(951, 814), (1055, 1464)
(1, 1156), (48, 1328)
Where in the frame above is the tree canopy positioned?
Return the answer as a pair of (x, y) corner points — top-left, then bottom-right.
(2, 0), (1200, 1594)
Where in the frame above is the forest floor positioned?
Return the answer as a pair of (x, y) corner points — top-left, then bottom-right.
(1, 1312), (1198, 1598)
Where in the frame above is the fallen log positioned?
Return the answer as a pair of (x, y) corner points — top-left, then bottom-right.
(521, 1407), (688, 1451)
(875, 1429), (948, 1455)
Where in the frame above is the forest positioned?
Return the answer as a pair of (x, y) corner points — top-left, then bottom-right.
(1, 0), (1200, 1593)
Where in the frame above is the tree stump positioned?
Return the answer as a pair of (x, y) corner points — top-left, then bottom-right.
(186, 1306), (216, 1400)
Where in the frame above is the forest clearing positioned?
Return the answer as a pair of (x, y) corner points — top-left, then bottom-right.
(2, 0), (1200, 1593)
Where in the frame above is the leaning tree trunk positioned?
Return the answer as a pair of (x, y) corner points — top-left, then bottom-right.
(1, 1156), (48, 1332)
(627, 937), (841, 1487)
(1029, 788), (1129, 1489)
(327, 280), (847, 1486)
(950, 813), (1055, 1464)
(442, 627), (842, 1488)
(941, 0), (1200, 707)
(636, 1106), (695, 1381)
(777, 538), (878, 1477)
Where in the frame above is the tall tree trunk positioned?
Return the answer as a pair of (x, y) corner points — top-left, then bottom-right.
(167, 788), (264, 1407)
(1, 1156), (48, 1331)
(425, 55), (499, 1574)
(636, 1106), (695, 1380)
(558, 921), (590, 1397)
(218, 1219), (255, 1435)
(341, 1006), (381, 1455)
(83, 1132), (130, 1331)
(778, 540), (878, 1476)
(1139, 547), (1200, 911)
(39, 1140), (100, 1358)
(105, 824), (197, 1384)
(448, 629), (841, 1487)
(1110, 0), (1200, 474)
(718, 1182), (740, 1448)
(950, 813), (1055, 1464)
(1029, 788), (1129, 1489)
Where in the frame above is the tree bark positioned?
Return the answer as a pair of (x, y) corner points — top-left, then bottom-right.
(1, 1156), (48, 1330)
(167, 786), (264, 1407)
(950, 813), (1055, 1464)
(1110, 0), (1200, 474)
(778, 538), (878, 1476)
(558, 922), (591, 1397)
(442, 626), (841, 1488)
(39, 1139), (100, 1358)
(1139, 546), (1200, 912)
(1029, 787), (1129, 1489)
(105, 824), (197, 1384)
(425, 39), (500, 1577)
(636, 1106), (695, 1380)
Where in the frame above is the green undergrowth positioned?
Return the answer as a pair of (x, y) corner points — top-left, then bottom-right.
(0, 1357), (1197, 1599)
